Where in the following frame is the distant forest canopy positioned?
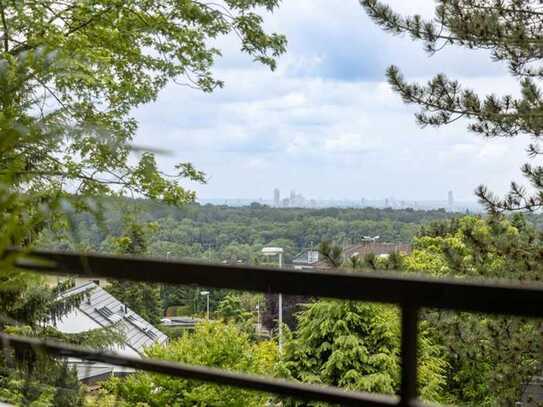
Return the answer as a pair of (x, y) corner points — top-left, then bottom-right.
(37, 197), (471, 264)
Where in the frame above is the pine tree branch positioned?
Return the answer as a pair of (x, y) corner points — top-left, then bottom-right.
(362, 0), (543, 51)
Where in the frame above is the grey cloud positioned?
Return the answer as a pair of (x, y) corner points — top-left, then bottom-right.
(130, 2), (526, 202)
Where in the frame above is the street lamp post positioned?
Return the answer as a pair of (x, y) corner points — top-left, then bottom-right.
(261, 247), (284, 353)
(161, 251), (172, 318)
(201, 291), (210, 320)
(256, 302), (260, 333)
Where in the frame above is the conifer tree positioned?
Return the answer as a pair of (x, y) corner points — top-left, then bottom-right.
(360, 0), (543, 212)
(404, 215), (543, 405)
(105, 218), (163, 325)
(281, 301), (447, 405)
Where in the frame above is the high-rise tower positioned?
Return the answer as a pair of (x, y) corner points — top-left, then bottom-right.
(448, 190), (454, 210)
(273, 188), (280, 207)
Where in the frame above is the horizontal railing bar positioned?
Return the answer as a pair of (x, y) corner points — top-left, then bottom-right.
(0, 333), (399, 407)
(10, 248), (543, 318)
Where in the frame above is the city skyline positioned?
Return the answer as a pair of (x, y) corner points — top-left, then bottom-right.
(198, 187), (481, 212)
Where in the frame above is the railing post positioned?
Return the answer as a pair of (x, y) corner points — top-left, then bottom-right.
(400, 306), (418, 406)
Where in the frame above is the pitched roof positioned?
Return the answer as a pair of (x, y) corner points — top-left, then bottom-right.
(58, 281), (168, 354)
(55, 282), (168, 381)
(343, 242), (411, 258)
(292, 243), (412, 269)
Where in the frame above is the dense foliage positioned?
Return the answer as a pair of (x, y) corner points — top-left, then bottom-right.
(0, 0), (286, 232)
(0, 2), (286, 406)
(5, 1), (543, 405)
(91, 321), (277, 406)
(0, 274), (128, 406)
(39, 200), (456, 263)
(353, 3), (543, 397)
(404, 215), (543, 406)
(20, 205), (543, 406)
(36, 202), (456, 322)
(0, 355), (82, 407)
(281, 301), (446, 405)
(102, 217), (163, 325)
(409, 214), (543, 281)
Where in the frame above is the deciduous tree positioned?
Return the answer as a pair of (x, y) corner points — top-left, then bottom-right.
(0, 0), (286, 248)
(96, 321), (278, 406)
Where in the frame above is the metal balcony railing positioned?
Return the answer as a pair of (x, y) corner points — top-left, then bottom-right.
(3, 248), (543, 407)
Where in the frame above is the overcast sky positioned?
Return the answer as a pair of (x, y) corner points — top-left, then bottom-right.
(132, 0), (530, 202)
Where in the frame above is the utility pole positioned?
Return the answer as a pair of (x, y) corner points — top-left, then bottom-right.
(261, 247), (284, 354)
(201, 291), (210, 320)
(256, 301), (260, 334)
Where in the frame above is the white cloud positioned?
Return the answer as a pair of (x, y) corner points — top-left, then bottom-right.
(131, 1), (529, 202)
(383, 0), (438, 16)
(323, 133), (375, 154)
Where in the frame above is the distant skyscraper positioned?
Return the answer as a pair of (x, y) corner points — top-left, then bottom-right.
(273, 188), (280, 207)
(290, 190), (296, 203)
(448, 190), (454, 210)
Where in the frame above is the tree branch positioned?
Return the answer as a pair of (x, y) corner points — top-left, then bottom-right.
(65, 4), (117, 37)
(1, 3), (9, 52)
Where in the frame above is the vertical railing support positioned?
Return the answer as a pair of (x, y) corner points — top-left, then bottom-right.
(400, 306), (419, 406)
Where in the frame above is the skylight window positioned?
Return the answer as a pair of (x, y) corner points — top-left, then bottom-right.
(125, 314), (158, 339)
(96, 306), (122, 324)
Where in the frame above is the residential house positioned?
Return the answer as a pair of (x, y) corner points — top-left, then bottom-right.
(52, 281), (168, 383)
(291, 242), (411, 270)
